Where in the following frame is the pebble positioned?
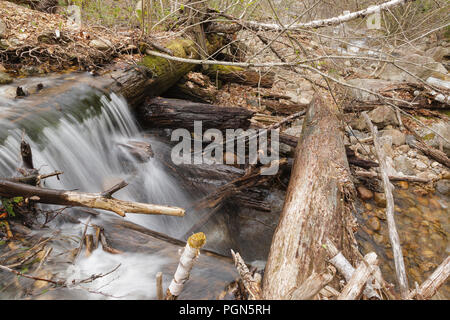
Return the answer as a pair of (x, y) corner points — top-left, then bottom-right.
(417, 197), (429, 206)
(374, 192), (387, 207)
(397, 181), (409, 190)
(415, 160), (428, 170)
(397, 144), (410, 153)
(357, 186), (374, 200)
(368, 216), (381, 231)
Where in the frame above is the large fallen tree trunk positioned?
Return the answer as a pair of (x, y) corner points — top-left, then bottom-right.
(139, 97), (255, 130)
(103, 34), (226, 106)
(262, 94), (359, 299)
(0, 179), (185, 217)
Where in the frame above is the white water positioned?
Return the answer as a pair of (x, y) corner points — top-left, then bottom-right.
(0, 86), (197, 299)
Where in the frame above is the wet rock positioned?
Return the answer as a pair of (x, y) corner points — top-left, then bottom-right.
(417, 197), (429, 206)
(89, 39), (112, 51)
(0, 71), (12, 84)
(380, 53), (448, 82)
(381, 129), (406, 146)
(429, 198), (441, 209)
(397, 181), (409, 190)
(393, 155), (416, 175)
(357, 186), (373, 200)
(364, 203), (373, 211)
(436, 180), (450, 196)
(368, 216), (381, 232)
(374, 192), (386, 207)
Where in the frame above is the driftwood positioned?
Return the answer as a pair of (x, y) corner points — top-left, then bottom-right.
(363, 112), (409, 299)
(288, 268), (335, 300)
(230, 249), (262, 300)
(337, 252), (378, 300)
(354, 170), (432, 183)
(408, 256), (450, 300)
(262, 94), (359, 299)
(139, 97), (255, 131)
(0, 179), (185, 218)
(326, 240), (382, 300)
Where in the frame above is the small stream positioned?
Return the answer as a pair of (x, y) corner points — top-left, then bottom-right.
(0, 73), (448, 299)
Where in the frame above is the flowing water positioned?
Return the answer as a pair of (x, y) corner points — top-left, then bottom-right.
(0, 74), (210, 299)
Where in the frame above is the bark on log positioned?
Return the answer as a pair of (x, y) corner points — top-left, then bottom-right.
(262, 94), (359, 299)
(105, 34), (226, 106)
(0, 179), (185, 217)
(139, 97), (255, 131)
(204, 65), (275, 88)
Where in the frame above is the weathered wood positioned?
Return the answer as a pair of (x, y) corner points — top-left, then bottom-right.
(231, 249), (262, 300)
(139, 97), (255, 131)
(354, 170), (431, 183)
(262, 94), (359, 299)
(288, 269), (335, 300)
(363, 112), (409, 299)
(337, 252), (378, 300)
(408, 256), (450, 300)
(0, 179), (185, 218)
(164, 72), (218, 103)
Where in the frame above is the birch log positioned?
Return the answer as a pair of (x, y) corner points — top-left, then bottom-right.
(362, 112), (409, 298)
(337, 252), (378, 300)
(262, 94), (359, 299)
(166, 232), (207, 300)
(228, 0), (412, 31)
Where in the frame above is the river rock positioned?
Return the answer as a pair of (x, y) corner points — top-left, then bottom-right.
(397, 144), (410, 154)
(394, 155), (416, 175)
(368, 105), (398, 128)
(368, 216), (381, 232)
(415, 160), (428, 170)
(381, 129), (406, 146)
(357, 186), (373, 200)
(346, 79), (397, 101)
(425, 46), (450, 63)
(0, 71), (12, 84)
(436, 180), (450, 196)
(374, 192), (386, 207)
(89, 39), (112, 51)
(379, 53), (448, 82)
(417, 120), (450, 155)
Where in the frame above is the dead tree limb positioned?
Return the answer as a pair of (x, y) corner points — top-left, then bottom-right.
(231, 249), (262, 300)
(362, 112), (409, 298)
(354, 170), (432, 183)
(337, 252), (378, 300)
(0, 180), (185, 218)
(408, 256), (450, 300)
(288, 268), (335, 300)
(262, 94), (359, 299)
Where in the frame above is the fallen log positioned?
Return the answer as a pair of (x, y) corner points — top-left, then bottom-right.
(262, 94), (359, 299)
(0, 179), (185, 218)
(139, 97), (255, 131)
(354, 170), (432, 183)
(203, 65), (275, 88)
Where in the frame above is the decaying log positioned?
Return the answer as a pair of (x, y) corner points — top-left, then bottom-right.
(231, 249), (262, 300)
(262, 94), (359, 299)
(164, 72), (218, 103)
(203, 65), (275, 88)
(337, 252), (378, 300)
(139, 97), (255, 131)
(166, 232), (207, 300)
(363, 112), (409, 299)
(105, 34), (226, 106)
(0, 179), (185, 218)
(408, 256), (450, 300)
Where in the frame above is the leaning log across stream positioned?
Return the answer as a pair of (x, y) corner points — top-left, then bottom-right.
(262, 94), (360, 299)
(0, 179), (185, 217)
